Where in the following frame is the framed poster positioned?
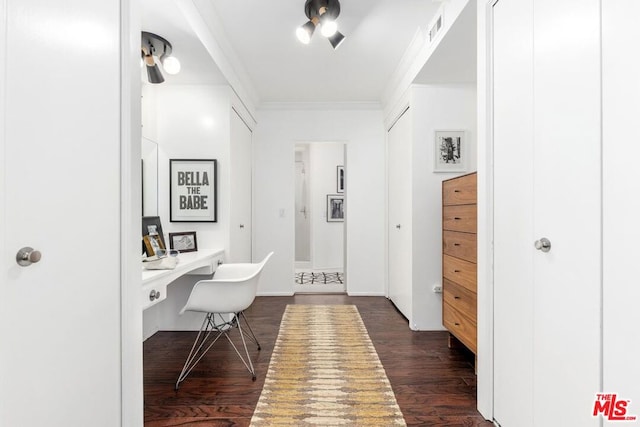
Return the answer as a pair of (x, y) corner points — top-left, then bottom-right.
(434, 130), (466, 173)
(337, 165), (345, 193)
(326, 194), (345, 222)
(170, 159), (217, 222)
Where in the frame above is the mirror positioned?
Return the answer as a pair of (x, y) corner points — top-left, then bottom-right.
(142, 137), (159, 216)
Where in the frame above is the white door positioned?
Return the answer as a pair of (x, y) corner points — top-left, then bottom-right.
(493, 0), (602, 426)
(0, 0), (125, 426)
(387, 109), (413, 322)
(294, 148), (311, 265)
(229, 108), (253, 262)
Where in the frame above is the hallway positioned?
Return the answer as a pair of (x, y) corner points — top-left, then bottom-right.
(144, 295), (491, 426)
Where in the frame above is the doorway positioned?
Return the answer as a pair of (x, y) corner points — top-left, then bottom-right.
(294, 142), (346, 293)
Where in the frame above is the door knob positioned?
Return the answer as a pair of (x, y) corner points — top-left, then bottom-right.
(240, 224), (245, 229)
(16, 247), (42, 267)
(534, 238), (551, 253)
(396, 224), (401, 229)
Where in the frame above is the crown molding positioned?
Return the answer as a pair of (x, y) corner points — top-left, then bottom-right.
(258, 101), (382, 112)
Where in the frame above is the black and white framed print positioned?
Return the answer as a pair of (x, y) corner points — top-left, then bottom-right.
(337, 165), (345, 193)
(168, 231), (198, 253)
(326, 194), (345, 222)
(170, 159), (217, 222)
(434, 130), (466, 173)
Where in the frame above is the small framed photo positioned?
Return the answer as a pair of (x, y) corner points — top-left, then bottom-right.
(168, 231), (198, 253)
(142, 216), (166, 257)
(337, 165), (345, 193)
(143, 234), (165, 257)
(327, 194), (345, 222)
(170, 159), (217, 222)
(434, 130), (466, 173)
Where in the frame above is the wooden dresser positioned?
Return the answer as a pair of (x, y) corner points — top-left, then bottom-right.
(442, 172), (477, 354)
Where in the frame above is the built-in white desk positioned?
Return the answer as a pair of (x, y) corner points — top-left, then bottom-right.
(142, 248), (225, 311)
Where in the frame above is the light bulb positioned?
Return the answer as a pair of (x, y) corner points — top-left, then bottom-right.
(321, 20), (338, 37)
(161, 56), (181, 75)
(296, 21), (316, 44)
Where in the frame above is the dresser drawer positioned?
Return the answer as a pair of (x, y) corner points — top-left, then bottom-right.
(443, 205), (477, 233)
(443, 279), (476, 321)
(443, 254), (477, 292)
(443, 173), (477, 206)
(443, 230), (477, 262)
(443, 302), (477, 354)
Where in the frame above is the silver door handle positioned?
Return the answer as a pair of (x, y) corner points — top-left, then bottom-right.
(534, 238), (551, 253)
(16, 247), (42, 267)
(396, 224), (401, 229)
(240, 224), (245, 229)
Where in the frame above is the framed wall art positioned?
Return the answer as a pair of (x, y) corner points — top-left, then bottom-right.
(337, 165), (345, 193)
(170, 159), (217, 222)
(326, 194), (345, 222)
(168, 231), (198, 253)
(434, 130), (466, 173)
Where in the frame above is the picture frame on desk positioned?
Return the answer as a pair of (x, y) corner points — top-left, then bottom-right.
(434, 130), (466, 173)
(143, 234), (165, 257)
(168, 231), (198, 253)
(142, 216), (166, 257)
(170, 159), (217, 222)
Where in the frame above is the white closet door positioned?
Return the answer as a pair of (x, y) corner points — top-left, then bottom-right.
(532, 1), (601, 424)
(229, 109), (253, 262)
(0, 0), (123, 425)
(493, 0), (602, 425)
(387, 109), (413, 323)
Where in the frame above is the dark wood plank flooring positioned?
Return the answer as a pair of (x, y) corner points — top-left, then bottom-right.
(144, 295), (493, 426)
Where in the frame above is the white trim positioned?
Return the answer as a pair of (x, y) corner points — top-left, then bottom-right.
(259, 101), (382, 111)
(476, 0), (497, 421)
(121, 0), (143, 425)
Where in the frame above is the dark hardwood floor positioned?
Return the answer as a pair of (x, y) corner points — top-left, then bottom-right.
(144, 295), (493, 426)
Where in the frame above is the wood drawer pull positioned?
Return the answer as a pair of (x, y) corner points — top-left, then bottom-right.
(454, 190), (460, 192)
(454, 217), (462, 220)
(454, 243), (461, 246)
(454, 296), (461, 300)
(455, 323), (461, 326)
(454, 269), (461, 273)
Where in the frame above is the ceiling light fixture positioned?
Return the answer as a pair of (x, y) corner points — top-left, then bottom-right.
(141, 31), (181, 84)
(296, 0), (346, 49)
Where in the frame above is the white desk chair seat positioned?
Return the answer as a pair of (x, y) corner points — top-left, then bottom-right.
(175, 252), (273, 390)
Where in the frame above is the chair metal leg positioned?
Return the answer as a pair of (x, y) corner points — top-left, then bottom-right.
(175, 312), (257, 390)
(239, 311), (261, 350)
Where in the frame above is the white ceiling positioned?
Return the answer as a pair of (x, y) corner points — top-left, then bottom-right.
(141, 0), (475, 105)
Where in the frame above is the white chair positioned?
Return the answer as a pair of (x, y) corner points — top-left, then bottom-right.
(175, 252), (274, 390)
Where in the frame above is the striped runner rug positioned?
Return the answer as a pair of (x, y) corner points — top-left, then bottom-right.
(250, 305), (406, 426)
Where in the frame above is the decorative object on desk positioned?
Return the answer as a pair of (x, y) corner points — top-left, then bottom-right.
(326, 194), (344, 222)
(170, 159), (217, 222)
(336, 165), (345, 193)
(142, 216), (166, 257)
(434, 130), (466, 173)
(143, 234), (165, 257)
(142, 254), (177, 270)
(168, 231), (198, 253)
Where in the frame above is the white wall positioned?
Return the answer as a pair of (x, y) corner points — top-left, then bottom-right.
(309, 142), (344, 270)
(142, 84), (235, 333)
(254, 107), (385, 296)
(392, 84), (477, 331)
